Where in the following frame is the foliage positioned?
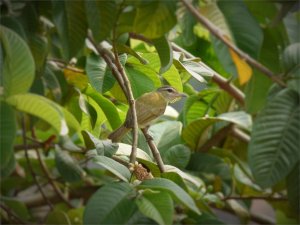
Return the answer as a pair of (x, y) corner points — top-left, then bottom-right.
(0, 0), (299, 224)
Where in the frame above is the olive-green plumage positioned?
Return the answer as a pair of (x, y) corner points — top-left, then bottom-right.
(108, 86), (186, 142)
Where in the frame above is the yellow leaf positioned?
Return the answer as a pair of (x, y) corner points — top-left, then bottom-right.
(229, 49), (252, 85)
(63, 68), (88, 90)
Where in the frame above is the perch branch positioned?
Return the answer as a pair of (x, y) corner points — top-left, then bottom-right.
(142, 128), (165, 173)
(180, 0), (286, 87)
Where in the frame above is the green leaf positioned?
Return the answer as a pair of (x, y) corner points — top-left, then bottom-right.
(149, 121), (182, 152)
(282, 43), (300, 94)
(67, 207), (84, 225)
(0, 102), (16, 174)
(0, 25), (35, 98)
(55, 146), (85, 182)
(182, 111), (252, 150)
(117, 44), (148, 65)
(249, 89), (300, 188)
(86, 53), (107, 93)
(6, 93), (80, 135)
(81, 130), (118, 157)
(52, 0), (87, 59)
(84, 85), (122, 129)
(116, 143), (153, 162)
(218, 0), (263, 59)
(126, 66), (156, 98)
(286, 163), (300, 214)
(2, 198), (31, 221)
(93, 155), (131, 182)
(152, 35), (173, 74)
(217, 111), (252, 130)
(136, 191), (173, 225)
(163, 144), (191, 169)
(46, 210), (71, 225)
(161, 172), (189, 192)
(133, 1), (177, 39)
(139, 178), (200, 214)
(83, 182), (137, 225)
(85, 0), (117, 42)
(162, 65), (183, 92)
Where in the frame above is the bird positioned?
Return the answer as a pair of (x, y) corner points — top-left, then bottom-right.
(108, 86), (187, 142)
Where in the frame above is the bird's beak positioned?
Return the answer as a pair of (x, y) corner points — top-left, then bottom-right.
(178, 92), (187, 97)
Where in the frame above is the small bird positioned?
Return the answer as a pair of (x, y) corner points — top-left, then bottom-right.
(108, 86), (187, 142)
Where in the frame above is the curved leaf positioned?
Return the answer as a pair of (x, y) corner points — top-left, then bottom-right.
(152, 35), (173, 74)
(134, 1), (177, 39)
(6, 93), (81, 135)
(249, 89), (300, 188)
(139, 178), (200, 214)
(93, 156), (131, 182)
(136, 191), (173, 225)
(0, 25), (35, 98)
(85, 1), (117, 42)
(55, 146), (85, 182)
(83, 182), (136, 225)
(163, 144), (191, 169)
(52, 0), (87, 59)
(84, 85), (122, 129)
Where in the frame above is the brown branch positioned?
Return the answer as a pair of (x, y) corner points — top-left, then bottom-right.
(180, 0), (286, 87)
(21, 116), (54, 210)
(231, 127), (250, 143)
(223, 196), (288, 201)
(142, 128), (165, 173)
(34, 147), (74, 208)
(0, 202), (27, 224)
(171, 43), (245, 105)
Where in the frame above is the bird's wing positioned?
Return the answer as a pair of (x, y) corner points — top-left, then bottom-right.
(125, 92), (167, 128)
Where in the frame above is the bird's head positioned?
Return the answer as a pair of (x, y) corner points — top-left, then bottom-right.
(157, 86), (187, 103)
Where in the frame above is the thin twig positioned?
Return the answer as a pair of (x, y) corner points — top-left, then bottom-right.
(30, 128), (73, 208)
(21, 116), (54, 210)
(35, 148), (74, 208)
(222, 195), (288, 201)
(0, 202), (27, 224)
(180, 0), (286, 87)
(142, 128), (165, 173)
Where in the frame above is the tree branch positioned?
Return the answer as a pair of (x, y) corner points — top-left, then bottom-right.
(180, 0), (286, 87)
(222, 195), (288, 201)
(142, 128), (165, 173)
(21, 116), (54, 210)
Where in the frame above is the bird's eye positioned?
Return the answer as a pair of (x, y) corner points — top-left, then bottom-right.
(167, 88), (173, 93)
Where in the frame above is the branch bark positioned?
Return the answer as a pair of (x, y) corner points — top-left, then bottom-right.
(142, 128), (165, 173)
(180, 0), (286, 87)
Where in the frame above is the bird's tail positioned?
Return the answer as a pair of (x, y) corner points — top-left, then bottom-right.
(108, 125), (130, 143)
